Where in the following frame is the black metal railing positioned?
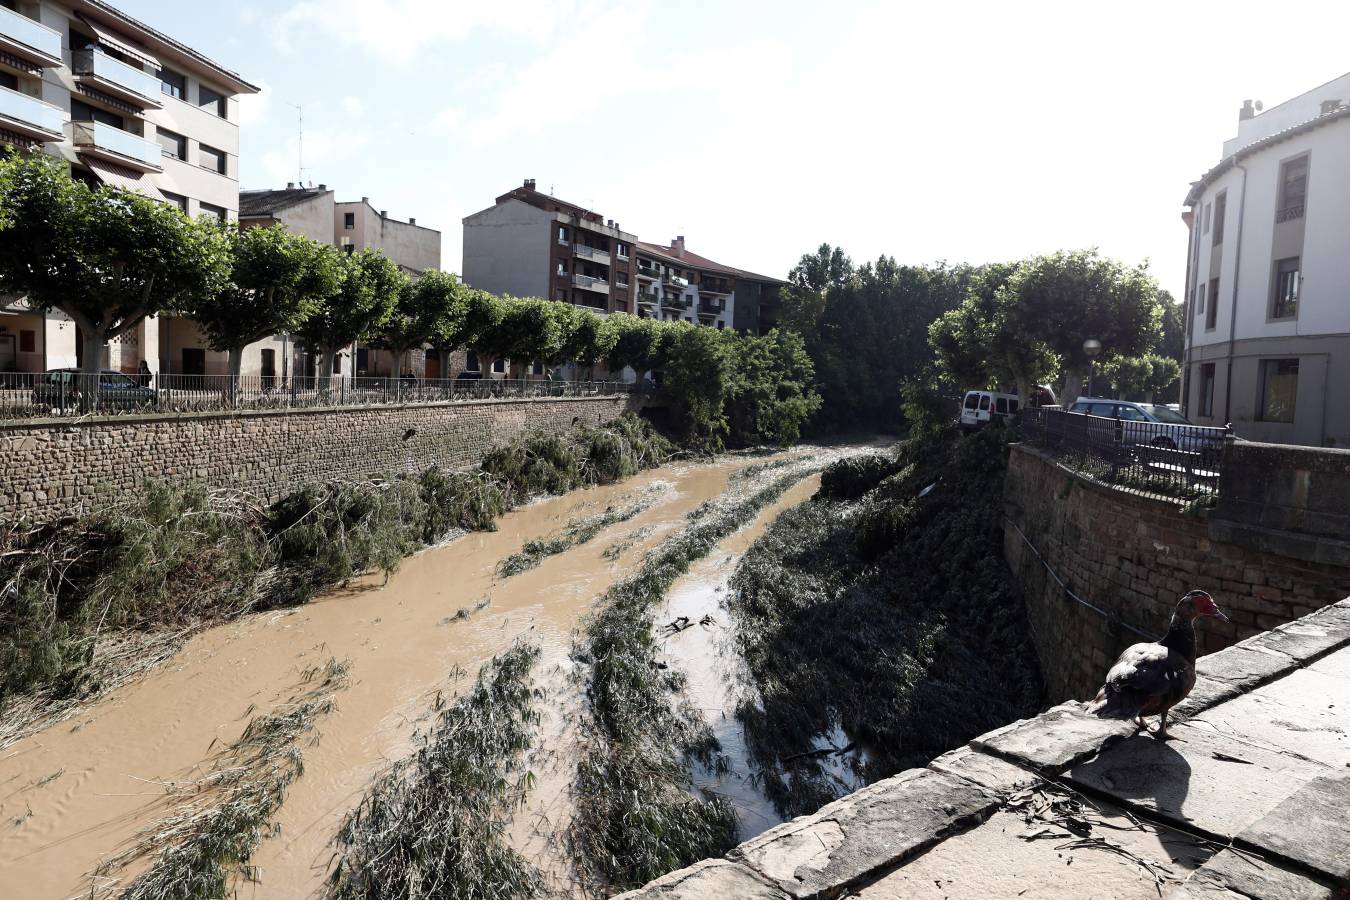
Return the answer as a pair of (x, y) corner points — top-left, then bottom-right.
(0, 372), (634, 420)
(1022, 406), (1231, 500)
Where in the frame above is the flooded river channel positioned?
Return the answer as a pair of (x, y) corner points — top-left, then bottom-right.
(0, 447), (869, 898)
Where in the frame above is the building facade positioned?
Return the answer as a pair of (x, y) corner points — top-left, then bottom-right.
(1181, 73), (1350, 448)
(236, 185), (444, 381)
(0, 0), (257, 377)
(462, 179), (784, 331)
(462, 179), (638, 314)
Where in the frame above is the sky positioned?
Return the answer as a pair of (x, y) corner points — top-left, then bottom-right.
(118, 0), (1350, 298)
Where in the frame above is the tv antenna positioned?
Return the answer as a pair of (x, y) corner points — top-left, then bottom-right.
(290, 103), (306, 185)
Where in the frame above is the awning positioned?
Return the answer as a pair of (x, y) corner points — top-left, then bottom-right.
(76, 13), (160, 69)
(85, 158), (167, 203)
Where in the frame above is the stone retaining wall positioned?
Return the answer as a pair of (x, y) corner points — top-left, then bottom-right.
(1003, 443), (1350, 702)
(0, 395), (635, 522)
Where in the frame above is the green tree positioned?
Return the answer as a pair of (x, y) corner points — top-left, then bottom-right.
(195, 225), (341, 388)
(726, 330), (822, 447)
(658, 324), (733, 451)
(564, 309), (619, 380)
(372, 269), (463, 384)
(780, 243), (854, 333)
(1001, 249), (1162, 402)
(1097, 352), (1181, 402)
(607, 314), (667, 376)
(0, 149), (229, 397)
(298, 249), (402, 389)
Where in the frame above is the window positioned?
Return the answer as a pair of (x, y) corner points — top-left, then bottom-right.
(616, 241), (629, 258)
(1198, 363), (1215, 418)
(1206, 278), (1219, 330)
(19, 330), (35, 353)
(1202, 202), (1211, 235)
(465, 351), (480, 372)
(556, 259), (569, 276)
(1277, 155), (1308, 221)
(978, 395), (990, 411)
(344, 244), (355, 255)
(1194, 283), (1205, 317)
(198, 201), (226, 222)
(557, 226), (569, 244)
(181, 347), (206, 376)
(198, 84), (226, 117)
(156, 127), (186, 160)
(70, 98), (123, 128)
(1117, 406), (1147, 421)
(1212, 191), (1226, 245)
(531, 360), (544, 376)
(161, 190), (188, 212)
(1271, 257), (1300, 319)
(198, 143), (226, 175)
(555, 289), (568, 301)
(492, 357), (505, 374)
(159, 67), (186, 99)
(343, 212), (355, 229)
(1258, 359), (1299, 423)
(332, 354), (342, 375)
(0, 71), (16, 91)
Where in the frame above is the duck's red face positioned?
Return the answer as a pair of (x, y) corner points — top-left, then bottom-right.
(1183, 590), (1229, 622)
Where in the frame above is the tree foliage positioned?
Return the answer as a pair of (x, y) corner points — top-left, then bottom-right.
(372, 269), (465, 376)
(298, 249), (403, 382)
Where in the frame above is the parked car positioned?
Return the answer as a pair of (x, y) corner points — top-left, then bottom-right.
(959, 390), (1021, 431)
(32, 368), (156, 411)
(1066, 398), (1229, 457)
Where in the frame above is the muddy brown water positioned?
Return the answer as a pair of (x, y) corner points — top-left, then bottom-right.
(0, 450), (848, 900)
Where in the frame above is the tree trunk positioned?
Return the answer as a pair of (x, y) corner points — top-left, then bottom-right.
(227, 347), (244, 406)
(1063, 370), (1085, 406)
(316, 346), (334, 393)
(79, 328), (106, 413)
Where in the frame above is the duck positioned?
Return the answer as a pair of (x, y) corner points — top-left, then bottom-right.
(1088, 589), (1229, 739)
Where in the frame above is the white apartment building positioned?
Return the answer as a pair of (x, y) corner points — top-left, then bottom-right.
(1182, 72), (1350, 448)
(0, 0), (257, 377)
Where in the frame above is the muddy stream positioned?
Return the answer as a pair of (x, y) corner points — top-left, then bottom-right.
(0, 449), (866, 899)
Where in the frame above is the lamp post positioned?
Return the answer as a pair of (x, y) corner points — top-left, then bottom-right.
(1083, 338), (1102, 397)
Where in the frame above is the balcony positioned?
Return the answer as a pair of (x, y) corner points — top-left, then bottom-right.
(574, 243), (612, 265)
(573, 273), (610, 295)
(699, 278), (732, 296)
(663, 273), (690, 289)
(0, 84), (64, 143)
(636, 265), (658, 281)
(0, 6), (62, 68)
(661, 294), (689, 311)
(698, 299), (725, 317)
(72, 120), (163, 172)
(72, 50), (163, 109)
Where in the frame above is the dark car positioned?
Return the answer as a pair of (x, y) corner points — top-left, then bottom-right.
(32, 368), (156, 412)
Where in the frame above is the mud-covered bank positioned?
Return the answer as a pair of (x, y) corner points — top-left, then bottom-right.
(724, 428), (1044, 819)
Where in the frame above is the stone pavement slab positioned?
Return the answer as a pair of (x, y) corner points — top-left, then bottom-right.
(1238, 775), (1350, 887)
(853, 804), (1209, 900)
(1191, 664), (1350, 769)
(972, 703), (1138, 774)
(1166, 848), (1339, 899)
(1195, 643), (1299, 691)
(1065, 723), (1328, 840)
(612, 859), (788, 899)
(1171, 675), (1243, 721)
(726, 769), (997, 898)
(927, 745), (1041, 795)
(1239, 617), (1350, 667)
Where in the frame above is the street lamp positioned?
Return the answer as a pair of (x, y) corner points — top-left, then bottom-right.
(1083, 339), (1102, 397)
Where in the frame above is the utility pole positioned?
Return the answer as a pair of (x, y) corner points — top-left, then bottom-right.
(290, 103), (306, 185)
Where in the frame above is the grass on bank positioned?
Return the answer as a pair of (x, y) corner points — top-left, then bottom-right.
(570, 461), (826, 891)
(0, 414), (671, 726)
(497, 485), (666, 578)
(727, 427), (1044, 819)
(93, 658), (351, 900)
(326, 643), (545, 900)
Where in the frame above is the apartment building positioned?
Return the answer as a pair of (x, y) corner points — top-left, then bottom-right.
(0, 0), (257, 376)
(462, 179), (784, 332)
(462, 179), (640, 314)
(1181, 72), (1350, 447)
(235, 185), (444, 380)
(634, 237), (783, 333)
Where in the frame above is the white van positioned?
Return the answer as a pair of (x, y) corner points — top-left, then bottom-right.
(959, 390), (1020, 431)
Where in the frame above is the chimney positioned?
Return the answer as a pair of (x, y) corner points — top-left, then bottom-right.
(1239, 99), (1256, 121)
(318, 183), (327, 191)
(672, 235), (685, 256)
(1320, 99), (1343, 115)
(409, 217), (416, 225)
(380, 210), (388, 218)
(362, 196), (369, 203)
(524, 178), (537, 191)
(287, 181), (295, 189)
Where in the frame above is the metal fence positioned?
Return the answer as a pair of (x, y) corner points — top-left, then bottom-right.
(0, 372), (636, 420)
(1021, 406), (1232, 499)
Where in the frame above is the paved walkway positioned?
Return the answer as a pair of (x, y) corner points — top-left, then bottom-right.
(622, 599), (1350, 899)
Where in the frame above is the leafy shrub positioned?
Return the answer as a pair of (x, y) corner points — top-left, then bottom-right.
(817, 453), (905, 500)
(417, 468), (506, 540)
(481, 433), (583, 502)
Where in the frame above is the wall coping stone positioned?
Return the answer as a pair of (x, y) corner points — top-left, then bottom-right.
(0, 393), (625, 433)
(1008, 443), (1190, 510)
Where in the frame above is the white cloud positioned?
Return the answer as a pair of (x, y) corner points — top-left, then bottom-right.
(429, 106), (464, 134)
(270, 0), (579, 64)
(342, 96), (366, 117)
(236, 77), (271, 129)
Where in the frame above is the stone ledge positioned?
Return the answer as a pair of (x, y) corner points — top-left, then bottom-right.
(926, 745), (1041, 795)
(726, 769), (998, 898)
(612, 859), (789, 899)
(1237, 776), (1350, 888)
(970, 702), (1137, 774)
(1166, 848), (1340, 899)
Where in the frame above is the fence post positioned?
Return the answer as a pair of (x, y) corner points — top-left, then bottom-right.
(1110, 409), (1122, 481)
